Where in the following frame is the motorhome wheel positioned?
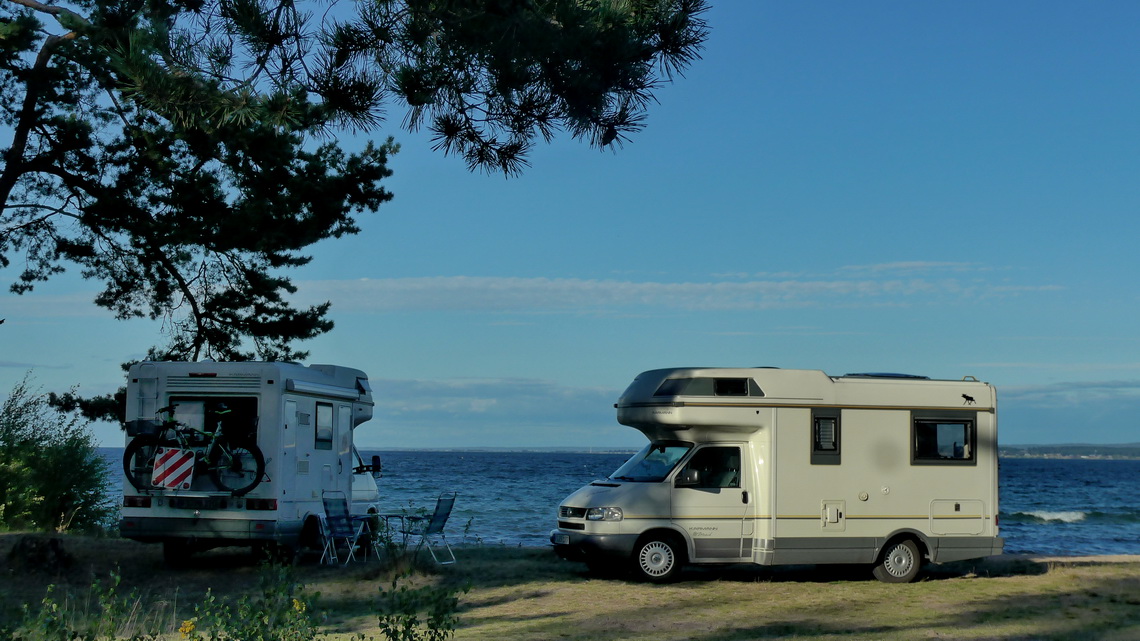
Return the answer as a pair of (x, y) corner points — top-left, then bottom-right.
(123, 437), (161, 491)
(872, 539), (922, 583)
(632, 536), (683, 582)
(208, 444), (265, 495)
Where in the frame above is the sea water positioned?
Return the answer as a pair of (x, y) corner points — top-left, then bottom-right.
(99, 449), (1140, 556)
(998, 457), (1140, 556)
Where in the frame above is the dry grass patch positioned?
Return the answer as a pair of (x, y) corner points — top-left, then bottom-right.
(3, 534), (1139, 641)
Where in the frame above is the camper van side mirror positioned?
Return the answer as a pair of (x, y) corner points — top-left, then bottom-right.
(675, 468), (700, 487)
(370, 455), (382, 479)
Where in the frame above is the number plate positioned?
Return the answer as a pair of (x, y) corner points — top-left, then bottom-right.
(553, 533), (570, 545)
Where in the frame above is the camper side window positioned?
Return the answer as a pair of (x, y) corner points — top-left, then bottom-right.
(811, 410), (841, 465)
(678, 447), (741, 489)
(912, 418), (974, 464)
(315, 403), (334, 450)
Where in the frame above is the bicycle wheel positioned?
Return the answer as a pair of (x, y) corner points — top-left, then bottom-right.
(208, 442), (265, 495)
(123, 436), (161, 491)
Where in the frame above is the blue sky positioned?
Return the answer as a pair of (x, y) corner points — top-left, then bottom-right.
(4, 1), (1140, 449)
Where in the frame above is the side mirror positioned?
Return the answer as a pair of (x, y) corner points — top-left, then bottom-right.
(675, 468), (699, 487)
(370, 454), (383, 479)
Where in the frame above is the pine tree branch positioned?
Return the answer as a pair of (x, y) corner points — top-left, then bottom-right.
(0, 33), (72, 212)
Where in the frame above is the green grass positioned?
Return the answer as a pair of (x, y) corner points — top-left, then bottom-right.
(2, 533), (1139, 640)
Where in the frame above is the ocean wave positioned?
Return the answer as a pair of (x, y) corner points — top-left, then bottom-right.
(1005, 509), (1140, 525)
(1012, 510), (1087, 523)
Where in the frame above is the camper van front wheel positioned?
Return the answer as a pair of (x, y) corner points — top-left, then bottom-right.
(872, 539), (922, 583)
(633, 536), (683, 583)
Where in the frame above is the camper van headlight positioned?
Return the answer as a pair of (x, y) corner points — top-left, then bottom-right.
(586, 507), (623, 521)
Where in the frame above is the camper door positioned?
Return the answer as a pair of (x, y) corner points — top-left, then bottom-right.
(304, 400), (354, 495)
(671, 444), (752, 562)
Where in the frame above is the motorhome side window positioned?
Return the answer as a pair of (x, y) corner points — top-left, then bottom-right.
(653, 377), (764, 397)
(811, 409), (840, 465)
(912, 417), (975, 464)
(677, 447), (741, 489)
(315, 403), (334, 450)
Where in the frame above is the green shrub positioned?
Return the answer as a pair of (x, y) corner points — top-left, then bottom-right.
(6, 573), (162, 641)
(375, 572), (469, 641)
(3, 565), (468, 641)
(0, 375), (115, 532)
(181, 564), (321, 641)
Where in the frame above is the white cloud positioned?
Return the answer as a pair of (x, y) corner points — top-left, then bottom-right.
(297, 272), (1054, 314)
(359, 377), (629, 448)
(999, 380), (1140, 444)
(1001, 380), (1140, 407)
(839, 261), (984, 274)
(1, 292), (112, 318)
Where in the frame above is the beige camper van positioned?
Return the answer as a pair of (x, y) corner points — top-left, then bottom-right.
(551, 367), (1003, 583)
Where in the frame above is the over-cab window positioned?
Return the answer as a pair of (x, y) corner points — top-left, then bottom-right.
(913, 415), (975, 465)
(653, 377), (764, 397)
(315, 402), (334, 450)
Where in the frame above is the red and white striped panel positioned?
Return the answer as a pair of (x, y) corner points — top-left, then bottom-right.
(152, 447), (196, 490)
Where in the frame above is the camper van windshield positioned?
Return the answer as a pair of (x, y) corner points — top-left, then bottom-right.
(609, 442), (692, 482)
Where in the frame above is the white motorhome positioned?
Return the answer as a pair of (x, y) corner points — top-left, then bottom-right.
(119, 361), (381, 562)
(551, 367), (1003, 583)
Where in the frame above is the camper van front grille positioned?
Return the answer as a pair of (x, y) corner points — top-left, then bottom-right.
(559, 506), (587, 519)
(167, 376), (262, 391)
(558, 521), (585, 530)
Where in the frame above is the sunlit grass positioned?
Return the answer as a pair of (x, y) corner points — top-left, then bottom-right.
(2, 534), (1138, 641)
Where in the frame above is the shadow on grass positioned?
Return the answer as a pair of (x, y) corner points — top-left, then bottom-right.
(443, 546), (1060, 588)
(5, 534), (1140, 641)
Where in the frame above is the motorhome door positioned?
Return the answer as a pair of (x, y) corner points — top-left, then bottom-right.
(671, 444), (752, 562)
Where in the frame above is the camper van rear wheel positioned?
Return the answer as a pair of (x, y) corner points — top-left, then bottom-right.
(632, 535), (683, 583)
(873, 538), (922, 583)
(207, 444), (265, 495)
(123, 437), (161, 491)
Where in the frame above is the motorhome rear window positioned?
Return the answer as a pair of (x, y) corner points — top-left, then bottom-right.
(653, 378), (764, 397)
(167, 396), (258, 442)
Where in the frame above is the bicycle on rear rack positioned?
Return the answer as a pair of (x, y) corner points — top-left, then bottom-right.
(123, 404), (265, 495)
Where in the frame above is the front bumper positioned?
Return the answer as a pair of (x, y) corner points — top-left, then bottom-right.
(549, 529), (639, 563)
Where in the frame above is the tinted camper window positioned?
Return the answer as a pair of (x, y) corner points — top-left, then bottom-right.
(654, 378), (764, 397)
(679, 446), (742, 488)
(811, 409), (841, 465)
(912, 416), (975, 465)
(315, 402), (334, 450)
(168, 396), (258, 443)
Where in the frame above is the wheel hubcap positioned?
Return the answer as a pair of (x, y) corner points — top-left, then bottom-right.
(884, 544), (914, 577)
(640, 541), (674, 576)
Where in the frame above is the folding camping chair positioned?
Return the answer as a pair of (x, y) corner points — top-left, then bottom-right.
(386, 491), (457, 565)
(320, 491), (369, 565)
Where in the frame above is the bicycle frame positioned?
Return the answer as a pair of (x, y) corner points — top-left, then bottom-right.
(139, 404), (264, 495)
(155, 405), (232, 467)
